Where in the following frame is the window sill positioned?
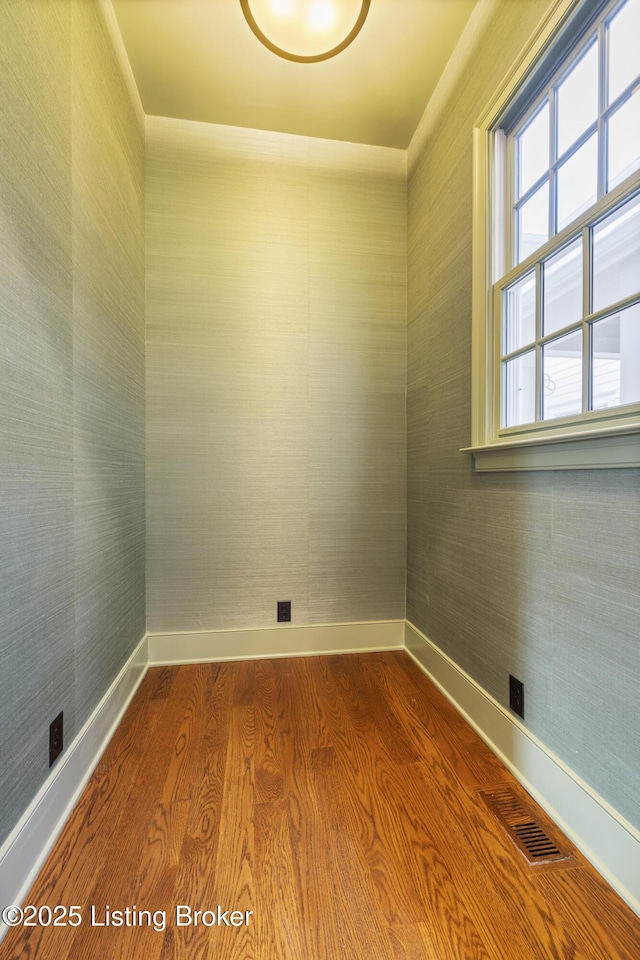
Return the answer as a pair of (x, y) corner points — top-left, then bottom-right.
(461, 426), (640, 472)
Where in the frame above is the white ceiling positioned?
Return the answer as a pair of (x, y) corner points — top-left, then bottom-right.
(111, 0), (478, 149)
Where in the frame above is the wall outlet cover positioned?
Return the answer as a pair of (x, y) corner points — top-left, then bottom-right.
(509, 675), (524, 719)
(277, 600), (291, 623)
(49, 711), (64, 767)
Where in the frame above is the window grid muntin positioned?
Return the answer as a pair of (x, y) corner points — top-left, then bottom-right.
(499, 292), (640, 430)
(556, 132), (599, 232)
(498, 0), (640, 434)
(515, 101), (550, 200)
(548, 89), (557, 239)
(499, 187), (640, 430)
(510, 0), (640, 270)
(513, 34), (601, 264)
(606, 0), (640, 103)
(535, 261), (543, 420)
(605, 84), (640, 191)
(598, 19), (608, 196)
(516, 119), (598, 212)
(512, 76), (638, 217)
(555, 38), (599, 160)
(542, 328), (584, 421)
(583, 223), (593, 409)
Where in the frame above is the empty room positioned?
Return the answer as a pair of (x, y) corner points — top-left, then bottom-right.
(1, 0), (639, 957)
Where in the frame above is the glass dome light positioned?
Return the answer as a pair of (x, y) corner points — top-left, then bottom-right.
(240, 0), (371, 63)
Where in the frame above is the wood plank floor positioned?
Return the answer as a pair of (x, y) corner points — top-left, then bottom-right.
(3, 652), (639, 959)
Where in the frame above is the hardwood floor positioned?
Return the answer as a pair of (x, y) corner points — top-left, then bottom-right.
(3, 652), (639, 959)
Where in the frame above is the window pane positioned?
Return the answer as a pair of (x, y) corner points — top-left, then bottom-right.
(517, 181), (549, 263)
(505, 271), (536, 353)
(504, 351), (536, 427)
(543, 330), (583, 419)
(607, 89), (640, 190)
(518, 103), (550, 197)
(556, 134), (598, 231)
(543, 238), (582, 336)
(593, 192), (640, 312)
(608, 0), (640, 104)
(557, 42), (599, 156)
(592, 303), (640, 409)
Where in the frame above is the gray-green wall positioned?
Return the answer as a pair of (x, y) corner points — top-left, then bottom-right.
(0, 0), (145, 846)
(145, 117), (406, 633)
(406, 0), (640, 828)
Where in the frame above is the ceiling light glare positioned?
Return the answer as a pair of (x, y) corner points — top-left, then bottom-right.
(308, 1), (336, 32)
(240, 0), (370, 63)
(269, 0), (294, 17)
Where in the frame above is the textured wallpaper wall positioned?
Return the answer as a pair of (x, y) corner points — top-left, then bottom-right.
(0, 0), (75, 848)
(0, 0), (145, 846)
(146, 117), (406, 633)
(72, 0), (145, 723)
(406, 0), (640, 828)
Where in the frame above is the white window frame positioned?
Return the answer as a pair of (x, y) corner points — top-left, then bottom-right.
(465, 0), (640, 471)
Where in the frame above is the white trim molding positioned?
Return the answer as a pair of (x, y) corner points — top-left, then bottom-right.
(97, 0), (145, 124)
(0, 634), (149, 944)
(148, 619), (405, 666)
(463, 425), (640, 471)
(405, 620), (640, 918)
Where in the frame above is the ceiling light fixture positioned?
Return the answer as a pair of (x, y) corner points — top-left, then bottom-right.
(240, 0), (371, 63)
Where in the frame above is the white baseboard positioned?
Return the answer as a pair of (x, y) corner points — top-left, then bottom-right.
(0, 633), (149, 944)
(404, 620), (640, 918)
(148, 619), (405, 666)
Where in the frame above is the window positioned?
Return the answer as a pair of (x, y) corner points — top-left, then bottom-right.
(468, 0), (640, 470)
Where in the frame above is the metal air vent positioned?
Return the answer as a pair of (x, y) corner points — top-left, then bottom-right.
(478, 786), (572, 866)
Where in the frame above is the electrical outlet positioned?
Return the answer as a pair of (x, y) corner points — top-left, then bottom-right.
(277, 600), (291, 623)
(509, 675), (524, 719)
(49, 711), (64, 767)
